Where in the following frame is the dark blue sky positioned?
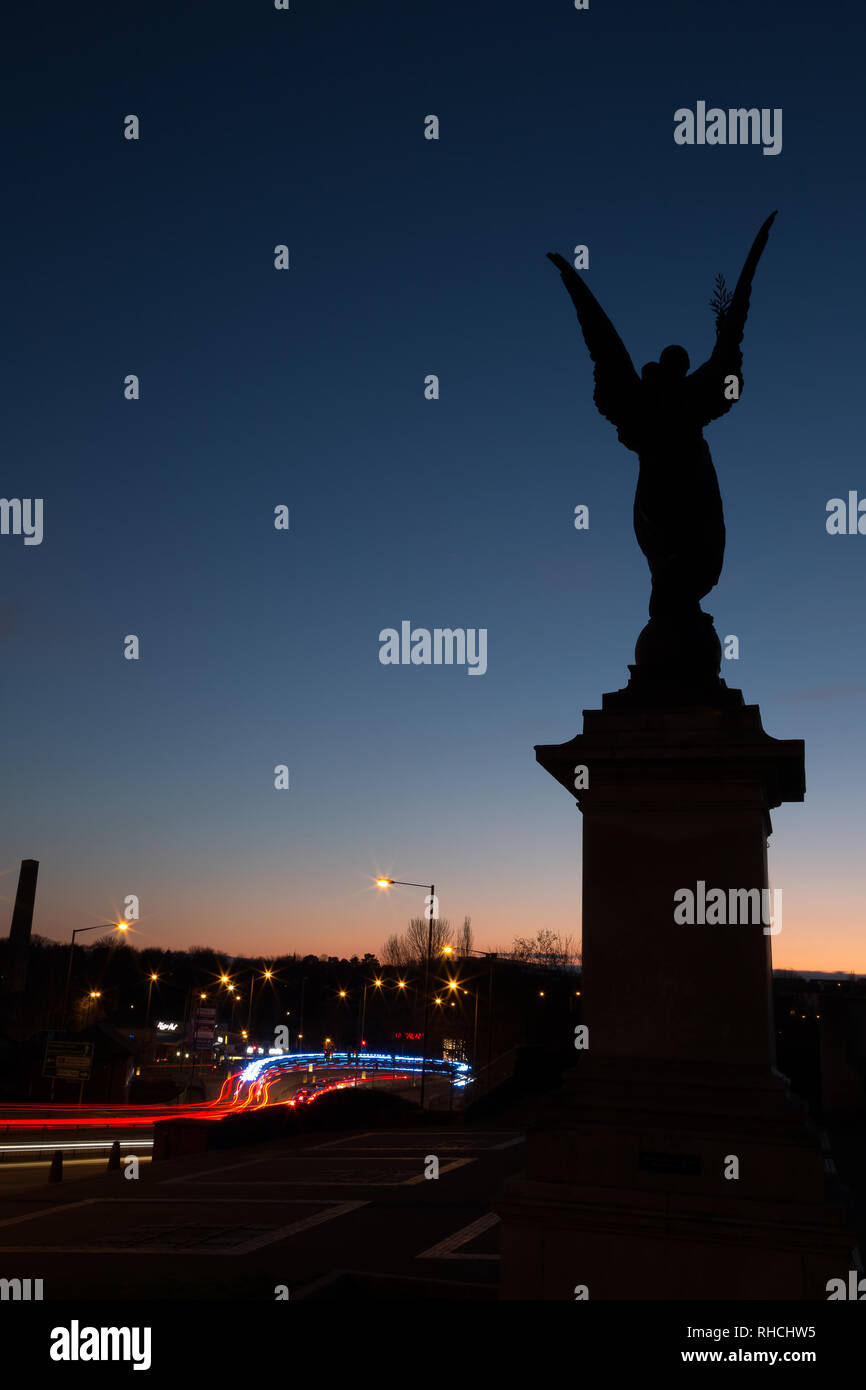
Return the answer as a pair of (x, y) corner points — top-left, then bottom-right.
(3, 0), (864, 968)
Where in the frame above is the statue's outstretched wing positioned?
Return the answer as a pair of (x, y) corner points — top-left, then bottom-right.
(688, 211), (778, 426)
(547, 253), (640, 434)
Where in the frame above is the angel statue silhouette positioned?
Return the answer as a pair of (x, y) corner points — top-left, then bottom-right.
(548, 211), (777, 691)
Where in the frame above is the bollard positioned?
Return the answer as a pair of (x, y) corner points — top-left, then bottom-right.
(49, 1150), (63, 1183)
(107, 1141), (121, 1172)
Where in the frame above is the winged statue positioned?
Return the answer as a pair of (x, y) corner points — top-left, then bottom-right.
(548, 212), (777, 624)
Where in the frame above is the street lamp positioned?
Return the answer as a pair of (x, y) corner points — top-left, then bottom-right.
(465, 988), (481, 1069)
(450, 950), (497, 1089)
(61, 921), (129, 1034)
(145, 973), (159, 1027)
(247, 967), (274, 1032)
(356, 978), (384, 1052)
(376, 876), (436, 1108)
(225, 985), (239, 1031)
(299, 975), (308, 1041)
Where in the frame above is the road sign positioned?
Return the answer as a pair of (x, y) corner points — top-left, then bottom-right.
(191, 1005), (216, 1049)
(42, 1041), (93, 1080)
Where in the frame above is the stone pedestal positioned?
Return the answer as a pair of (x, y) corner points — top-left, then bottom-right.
(496, 687), (857, 1299)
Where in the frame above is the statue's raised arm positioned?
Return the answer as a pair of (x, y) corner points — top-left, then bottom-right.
(687, 211), (778, 425)
(547, 251), (641, 444)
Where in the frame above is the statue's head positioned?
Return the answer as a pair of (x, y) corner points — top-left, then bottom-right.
(658, 344), (690, 377)
(641, 345), (690, 382)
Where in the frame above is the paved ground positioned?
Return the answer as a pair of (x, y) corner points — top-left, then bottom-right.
(0, 1125), (524, 1300)
(0, 1157), (152, 1195)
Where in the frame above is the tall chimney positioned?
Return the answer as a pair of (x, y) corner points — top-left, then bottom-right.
(5, 859), (39, 994)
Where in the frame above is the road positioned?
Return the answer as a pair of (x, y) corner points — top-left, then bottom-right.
(0, 1052), (470, 1172)
(0, 1122), (523, 1299)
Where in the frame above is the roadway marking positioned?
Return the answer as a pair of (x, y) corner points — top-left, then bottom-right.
(0, 1198), (102, 1229)
(0, 1140), (152, 1155)
(416, 1212), (500, 1260)
(191, 1158), (475, 1186)
(0, 1198), (369, 1255)
(52, 1197), (361, 1207)
(293, 1267), (498, 1298)
(311, 1132), (377, 1149)
(165, 1155), (476, 1187)
(310, 1131), (520, 1152)
(311, 1143), (495, 1153)
(235, 1200), (368, 1252)
(402, 1158), (475, 1185)
(158, 1132), (519, 1187)
(162, 1155), (274, 1185)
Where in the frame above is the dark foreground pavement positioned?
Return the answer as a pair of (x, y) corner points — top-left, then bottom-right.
(0, 1124), (525, 1300)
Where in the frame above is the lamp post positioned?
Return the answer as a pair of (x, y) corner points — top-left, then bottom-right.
(61, 921), (129, 1034)
(471, 988), (480, 1067)
(217, 974), (236, 1044)
(439, 978), (464, 1111)
(145, 973), (159, 1028)
(299, 975), (307, 1041)
(485, 952), (496, 1081)
(455, 948), (499, 1090)
(356, 980), (371, 1054)
(352, 977), (386, 1055)
(357, 984), (366, 1053)
(377, 877), (436, 1108)
(246, 967), (273, 1033)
